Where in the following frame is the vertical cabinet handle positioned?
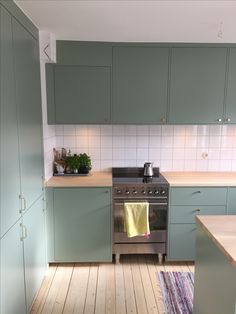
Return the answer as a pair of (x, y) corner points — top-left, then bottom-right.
(19, 195), (27, 213)
(20, 224), (27, 241)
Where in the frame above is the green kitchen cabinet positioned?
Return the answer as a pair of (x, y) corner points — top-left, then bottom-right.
(12, 17), (43, 210)
(225, 48), (236, 124)
(168, 224), (196, 261)
(46, 64), (111, 124)
(23, 195), (46, 311)
(48, 187), (112, 262)
(0, 222), (26, 314)
(167, 187), (227, 261)
(169, 47), (227, 124)
(112, 46), (169, 124)
(227, 187), (236, 214)
(0, 6), (21, 237)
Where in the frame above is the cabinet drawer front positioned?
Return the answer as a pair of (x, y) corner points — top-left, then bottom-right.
(170, 187), (227, 205)
(168, 224), (196, 261)
(170, 205), (226, 224)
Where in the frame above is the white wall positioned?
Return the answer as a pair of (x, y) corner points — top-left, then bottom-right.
(54, 124), (236, 172)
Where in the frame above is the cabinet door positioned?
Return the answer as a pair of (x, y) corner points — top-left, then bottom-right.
(53, 65), (111, 124)
(0, 6), (21, 237)
(23, 196), (46, 311)
(227, 187), (236, 214)
(169, 47), (227, 124)
(53, 188), (112, 262)
(113, 47), (169, 124)
(225, 48), (236, 123)
(1, 222), (26, 314)
(168, 224), (196, 261)
(12, 18), (43, 209)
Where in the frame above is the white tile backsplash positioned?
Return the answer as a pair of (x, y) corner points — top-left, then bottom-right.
(49, 124), (236, 172)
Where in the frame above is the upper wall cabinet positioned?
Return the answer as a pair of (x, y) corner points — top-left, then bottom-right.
(112, 46), (169, 124)
(225, 48), (236, 124)
(47, 64), (111, 124)
(169, 47), (227, 124)
(46, 42), (112, 124)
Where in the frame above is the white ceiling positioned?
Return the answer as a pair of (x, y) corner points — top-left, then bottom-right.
(15, 1), (236, 43)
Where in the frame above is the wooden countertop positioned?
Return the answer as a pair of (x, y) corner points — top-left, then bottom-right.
(46, 171), (112, 187)
(196, 215), (236, 267)
(162, 171), (236, 186)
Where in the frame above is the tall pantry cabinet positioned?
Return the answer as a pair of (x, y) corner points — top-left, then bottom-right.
(0, 2), (46, 313)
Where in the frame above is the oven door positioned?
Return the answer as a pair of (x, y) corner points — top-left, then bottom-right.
(113, 199), (167, 243)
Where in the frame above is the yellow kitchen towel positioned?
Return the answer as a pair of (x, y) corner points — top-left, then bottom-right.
(124, 202), (150, 238)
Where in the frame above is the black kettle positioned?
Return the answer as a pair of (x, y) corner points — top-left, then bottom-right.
(144, 162), (154, 177)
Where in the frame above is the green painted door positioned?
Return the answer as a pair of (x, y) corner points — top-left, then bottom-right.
(0, 6), (21, 237)
(0, 222), (26, 314)
(225, 48), (236, 124)
(12, 18), (43, 210)
(23, 195), (46, 311)
(227, 187), (236, 214)
(168, 224), (196, 261)
(113, 46), (169, 124)
(53, 188), (112, 262)
(169, 47), (227, 124)
(54, 65), (111, 124)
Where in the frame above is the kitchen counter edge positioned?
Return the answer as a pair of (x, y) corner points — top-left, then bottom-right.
(46, 171), (112, 187)
(162, 171), (236, 186)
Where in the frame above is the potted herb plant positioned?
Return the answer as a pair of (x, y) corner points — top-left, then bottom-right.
(78, 153), (92, 174)
(65, 154), (80, 174)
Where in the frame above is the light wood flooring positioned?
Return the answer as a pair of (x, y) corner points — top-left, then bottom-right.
(30, 255), (194, 314)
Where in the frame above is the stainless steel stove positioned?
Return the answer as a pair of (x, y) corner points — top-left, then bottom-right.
(112, 167), (169, 263)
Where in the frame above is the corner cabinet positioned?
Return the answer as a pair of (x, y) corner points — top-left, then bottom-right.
(167, 187), (227, 261)
(169, 47), (227, 124)
(46, 187), (112, 262)
(112, 46), (169, 124)
(46, 64), (111, 124)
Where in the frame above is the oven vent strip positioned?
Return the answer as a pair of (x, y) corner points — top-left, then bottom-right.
(114, 202), (168, 206)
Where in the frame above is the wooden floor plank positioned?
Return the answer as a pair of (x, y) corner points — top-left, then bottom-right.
(130, 255), (148, 314)
(138, 256), (159, 314)
(31, 256), (195, 314)
(123, 256), (138, 314)
(95, 264), (107, 314)
(84, 264), (98, 314)
(30, 264), (58, 314)
(105, 263), (115, 314)
(41, 264), (74, 314)
(63, 263), (90, 314)
(115, 262), (126, 314)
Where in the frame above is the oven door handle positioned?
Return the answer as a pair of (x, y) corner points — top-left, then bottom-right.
(114, 202), (168, 206)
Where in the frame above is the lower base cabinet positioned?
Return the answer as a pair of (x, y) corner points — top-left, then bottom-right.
(227, 187), (236, 214)
(0, 195), (46, 314)
(47, 187), (112, 262)
(1, 221), (26, 314)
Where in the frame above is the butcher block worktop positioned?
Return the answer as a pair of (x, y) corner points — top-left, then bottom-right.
(196, 215), (236, 267)
(162, 171), (236, 186)
(46, 171), (112, 187)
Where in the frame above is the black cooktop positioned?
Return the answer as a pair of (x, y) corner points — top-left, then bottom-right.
(112, 167), (169, 185)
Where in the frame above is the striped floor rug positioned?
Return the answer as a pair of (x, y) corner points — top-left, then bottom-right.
(157, 271), (194, 314)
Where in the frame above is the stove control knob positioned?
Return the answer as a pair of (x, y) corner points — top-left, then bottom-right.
(160, 190), (166, 195)
(141, 190), (146, 195)
(116, 189), (122, 194)
(133, 190), (138, 195)
(125, 190), (130, 195)
(154, 190), (159, 195)
(148, 190), (153, 195)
